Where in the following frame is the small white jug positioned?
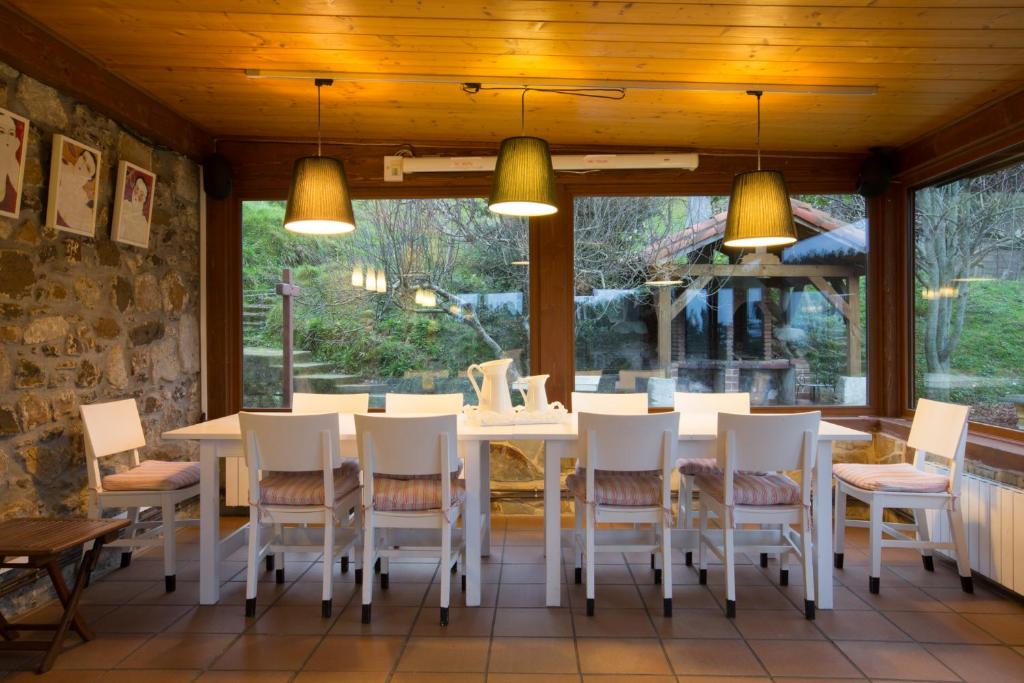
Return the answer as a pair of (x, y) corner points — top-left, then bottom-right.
(467, 358), (515, 415)
(518, 374), (550, 413)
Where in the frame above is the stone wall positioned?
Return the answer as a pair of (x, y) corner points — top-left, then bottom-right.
(0, 60), (201, 613)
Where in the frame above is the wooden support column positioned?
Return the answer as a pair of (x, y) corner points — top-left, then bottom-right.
(657, 287), (673, 370)
(847, 274), (863, 376)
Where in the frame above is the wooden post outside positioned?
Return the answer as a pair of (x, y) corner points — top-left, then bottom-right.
(276, 269), (300, 408)
(847, 274), (863, 376)
(657, 286), (673, 370)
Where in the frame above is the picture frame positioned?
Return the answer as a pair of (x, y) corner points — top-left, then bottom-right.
(111, 160), (156, 248)
(45, 133), (101, 237)
(0, 107), (30, 220)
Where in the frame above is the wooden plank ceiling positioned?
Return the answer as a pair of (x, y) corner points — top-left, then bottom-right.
(11, 0), (1024, 153)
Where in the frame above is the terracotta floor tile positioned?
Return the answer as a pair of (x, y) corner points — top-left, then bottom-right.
(497, 583), (565, 608)
(274, 581), (355, 606)
(412, 607), (494, 637)
(648, 608), (740, 639)
(489, 637), (578, 673)
(390, 674), (484, 683)
(500, 564), (548, 584)
(387, 563), (441, 583)
(670, 678), (770, 683)
(292, 673), (388, 683)
(889, 563), (970, 588)
(571, 607), (657, 638)
(195, 672), (295, 683)
(884, 610), (1000, 644)
(50, 634), (149, 670)
(747, 640), (861, 678)
(837, 640), (957, 680)
(568, 584), (645, 609)
(215, 579), (291, 605)
(732, 609), (823, 640)
(493, 607), (573, 637)
(425, 581), (499, 608)
(164, 605), (262, 633)
(663, 639), (765, 677)
(92, 604), (192, 633)
(641, 584), (719, 610)
(502, 546), (545, 564)
(249, 604), (338, 634)
(580, 676), (677, 682)
(126, 580), (203, 606)
(926, 586), (1024, 614)
(396, 637), (489, 672)
(118, 633), (236, 669)
(577, 638), (671, 675)
(813, 609), (910, 641)
(2, 672), (105, 683)
(212, 634), (321, 670)
(963, 613), (1024, 644)
(709, 585), (795, 612)
(330, 604), (418, 636)
(81, 580), (157, 605)
(702, 564), (774, 586)
(106, 560), (167, 582)
(487, 675), (580, 683)
(925, 644), (1024, 683)
(504, 531), (545, 545)
(302, 635), (404, 671)
(85, 671), (199, 683)
(850, 584), (951, 612)
(364, 582), (431, 607)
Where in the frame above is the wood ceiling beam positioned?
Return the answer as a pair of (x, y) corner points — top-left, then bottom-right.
(0, 3), (213, 161)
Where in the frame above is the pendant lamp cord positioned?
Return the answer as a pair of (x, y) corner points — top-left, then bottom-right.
(521, 88), (527, 135)
(748, 89), (764, 171)
(313, 78), (334, 157)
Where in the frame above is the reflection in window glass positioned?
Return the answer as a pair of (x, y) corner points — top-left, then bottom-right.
(242, 199), (528, 409)
(573, 195), (868, 407)
(913, 161), (1024, 431)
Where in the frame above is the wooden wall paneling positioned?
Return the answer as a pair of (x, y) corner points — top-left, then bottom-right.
(0, 4), (211, 160)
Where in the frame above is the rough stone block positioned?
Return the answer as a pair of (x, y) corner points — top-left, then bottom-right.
(23, 315), (69, 344)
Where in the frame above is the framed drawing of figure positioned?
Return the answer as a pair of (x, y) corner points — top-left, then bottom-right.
(111, 161), (156, 248)
(0, 107), (30, 220)
(46, 134), (101, 236)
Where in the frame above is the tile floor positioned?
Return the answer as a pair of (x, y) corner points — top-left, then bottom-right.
(3, 515), (1024, 682)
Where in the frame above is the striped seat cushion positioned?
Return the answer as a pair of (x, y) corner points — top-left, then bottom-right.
(833, 463), (949, 494)
(102, 460), (200, 492)
(677, 458), (768, 477)
(373, 476), (466, 512)
(259, 459), (360, 506)
(695, 471), (801, 506)
(565, 469), (663, 507)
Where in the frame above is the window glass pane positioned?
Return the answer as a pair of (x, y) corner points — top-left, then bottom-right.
(242, 198), (529, 409)
(573, 194), (868, 407)
(913, 162), (1024, 431)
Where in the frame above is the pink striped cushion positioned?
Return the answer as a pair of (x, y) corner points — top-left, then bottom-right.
(102, 460), (200, 491)
(695, 472), (801, 506)
(833, 463), (949, 493)
(565, 470), (663, 506)
(259, 459), (360, 506)
(676, 458), (768, 477)
(373, 476), (466, 511)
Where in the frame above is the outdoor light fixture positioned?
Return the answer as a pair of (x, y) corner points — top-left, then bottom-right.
(723, 91), (796, 249)
(645, 277), (683, 287)
(488, 90), (558, 217)
(351, 264), (364, 287)
(284, 79), (356, 235)
(364, 268), (377, 292)
(375, 268), (387, 294)
(510, 260), (530, 266)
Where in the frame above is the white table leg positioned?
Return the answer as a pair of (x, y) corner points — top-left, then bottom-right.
(199, 441), (222, 605)
(463, 438), (482, 607)
(814, 440), (835, 610)
(479, 441), (491, 556)
(544, 441), (566, 607)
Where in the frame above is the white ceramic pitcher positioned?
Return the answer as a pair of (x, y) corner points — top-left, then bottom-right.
(517, 374), (550, 413)
(467, 358), (515, 414)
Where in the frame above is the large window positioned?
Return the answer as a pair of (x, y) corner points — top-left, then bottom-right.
(913, 161), (1024, 431)
(242, 198), (529, 409)
(573, 194), (868, 407)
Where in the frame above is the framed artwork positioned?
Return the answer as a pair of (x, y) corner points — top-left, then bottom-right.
(111, 160), (156, 248)
(46, 134), (101, 237)
(0, 107), (30, 220)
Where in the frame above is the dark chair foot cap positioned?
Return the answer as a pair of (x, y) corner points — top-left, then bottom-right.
(341, 557), (349, 574)
(698, 568), (707, 585)
(275, 568), (285, 584)
(245, 598), (256, 617)
(574, 567), (582, 585)
(361, 604), (371, 624)
(760, 553), (769, 568)
(380, 573), (389, 590)
(440, 607), (449, 626)
(321, 599), (332, 618)
(451, 564), (458, 574)
(684, 551), (693, 567)
(586, 598), (594, 616)
(805, 599), (815, 620)
(663, 598), (672, 618)
(265, 555), (274, 572)
(654, 568), (662, 585)
(354, 568), (363, 585)
(374, 558), (382, 574)
(461, 575), (466, 592)
(961, 575), (974, 594)
(165, 575), (176, 593)
(120, 552), (133, 568)
(650, 553), (656, 569)
(869, 576), (880, 594)
(834, 553), (844, 569)
(779, 569), (789, 586)
(922, 555), (935, 572)
(726, 600), (736, 618)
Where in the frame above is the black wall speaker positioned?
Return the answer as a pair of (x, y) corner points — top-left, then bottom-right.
(203, 153), (233, 199)
(857, 147), (898, 197)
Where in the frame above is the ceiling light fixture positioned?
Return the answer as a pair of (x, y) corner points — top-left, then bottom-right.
(722, 91), (797, 249)
(488, 89), (558, 217)
(283, 79), (356, 235)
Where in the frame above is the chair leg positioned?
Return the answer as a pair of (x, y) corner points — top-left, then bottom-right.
(948, 508), (973, 593)
(868, 499), (883, 594)
(440, 516), (452, 626)
(697, 504), (708, 585)
(585, 500), (596, 616)
(913, 509), (934, 571)
(724, 524), (736, 618)
(801, 506), (816, 620)
(322, 511), (334, 618)
(245, 507), (260, 617)
(661, 519), (672, 617)
(161, 499), (177, 592)
(121, 507), (141, 568)
(779, 532), (790, 587)
(573, 497), (583, 585)
(653, 522), (663, 585)
(833, 485), (847, 570)
(683, 476), (695, 528)
(361, 515), (375, 623)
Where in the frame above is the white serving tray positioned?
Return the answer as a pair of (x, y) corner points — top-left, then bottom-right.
(463, 403), (568, 426)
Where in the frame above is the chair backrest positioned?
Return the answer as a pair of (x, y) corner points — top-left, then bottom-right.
(674, 391), (750, 415)
(716, 411), (820, 478)
(578, 411), (679, 472)
(385, 392), (463, 414)
(355, 413), (459, 477)
(571, 392), (648, 414)
(908, 398), (970, 495)
(81, 398), (146, 491)
(239, 412), (341, 473)
(292, 392), (369, 414)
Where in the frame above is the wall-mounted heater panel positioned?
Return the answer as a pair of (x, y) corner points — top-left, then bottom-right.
(384, 153), (699, 182)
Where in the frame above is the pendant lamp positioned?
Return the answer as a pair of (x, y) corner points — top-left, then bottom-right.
(488, 89), (557, 217)
(351, 264), (364, 287)
(284, 79), (356, 235)
(723, 91), (796, 249)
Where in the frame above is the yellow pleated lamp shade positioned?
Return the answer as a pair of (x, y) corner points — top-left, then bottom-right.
(723, 170), (797, 248)
(284, 156), (356, 235)
(488, 136), (558, 217)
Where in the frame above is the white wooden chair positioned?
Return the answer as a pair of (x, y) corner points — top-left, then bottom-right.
(292, 392), (369, 414)
(570, 391), (648, 414)
(239, 412), (362, 618)
(356, 414), (465, 626)
(568, 412), (678, 617)
(385, 392), (463, 414)
(833, 398), (973, 594)
(81, 399), (200, 593)
(674, 392), (751, 564)
(697, 411), (819, 619)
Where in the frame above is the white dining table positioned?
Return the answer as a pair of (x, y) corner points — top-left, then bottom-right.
(163, 412), (870, 609)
